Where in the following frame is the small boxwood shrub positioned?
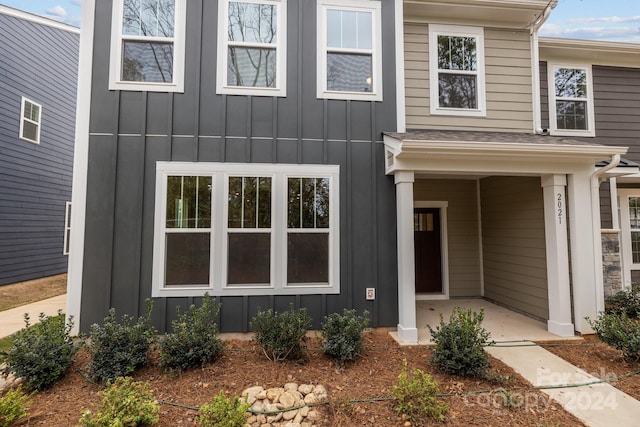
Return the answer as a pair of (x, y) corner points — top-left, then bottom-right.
(605, 287), (640, 318)
(198, 391), (250, 427)
(160, 293), (225, 372)
(250, 304), (310, 362)
(321, 309), (369, 364)
(391, 360), (449, 424)
(428, 307), (493, 378)
(0, 386), (30, 427)
(2, 311), (76, 391)
(85, 301), (156, 383)
(589, 311), (640, 362)
(79, 377), (159, 427)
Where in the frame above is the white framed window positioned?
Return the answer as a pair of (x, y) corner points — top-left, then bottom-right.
(619, 191), (640, 286)
(152, 162), (339, 297)
(547, 63), (595, 137)
(429, 24), (486, 117)
(317, 0), (382, 101)
(109, 0), (186, 92)
(19, 97), (42, 144)
(63, 202), (72, 255)
(216, 0), (287, 97)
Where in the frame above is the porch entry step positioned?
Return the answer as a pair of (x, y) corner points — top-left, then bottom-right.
(487, 343), (640, 427)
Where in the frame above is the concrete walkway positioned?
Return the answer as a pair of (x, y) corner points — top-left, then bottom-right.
(487, 342), (640, 427)
(0, 294), (67, 338)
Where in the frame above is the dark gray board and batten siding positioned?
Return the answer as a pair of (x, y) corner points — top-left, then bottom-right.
(540, 62), (640, 229)
(81, 0), (399, 332)
(0, 12), (78, 285)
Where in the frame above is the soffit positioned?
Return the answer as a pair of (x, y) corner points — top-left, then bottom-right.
(404, 0), (555, 28)
(540, 38), (640, 69)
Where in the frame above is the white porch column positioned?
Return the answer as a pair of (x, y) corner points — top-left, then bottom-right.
(395, 171), (418, 343)
(541, 175), (574, 336)
(567, 171), (599, 334)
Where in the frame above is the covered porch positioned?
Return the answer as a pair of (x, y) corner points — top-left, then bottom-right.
(384, 130), (628, 344)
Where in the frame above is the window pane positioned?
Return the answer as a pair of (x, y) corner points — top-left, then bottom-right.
(228, 177), (272, 229)
(556, 100), (587, 130)
(228, 233), (270, 284)
(288, 233), (329, 284)
(438, 74), (477, 109)
(166, 176), (212, 229)
(630, 198), (640, 228)
(165, 233), (210, 286)
(326, 9), (372, 49)
(228, 2), (277, 44)
(123, 0), (175, 37)
(21, 121), (38, 141)
(327, 53), (372, 92)
(23, 102), (39, 122)
(288, 178), (330, 229)
(227, 47), (277, 87)
(633, 231), (640, 264)
(123, 41), (174, 82)
(437, 36), (477, 71)
(555, 68), (587, 98)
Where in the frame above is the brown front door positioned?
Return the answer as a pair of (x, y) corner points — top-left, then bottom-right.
(414, 208), (442, 293)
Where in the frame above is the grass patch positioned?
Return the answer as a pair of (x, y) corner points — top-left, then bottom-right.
(0, 336), (14, 363)
(0, 274), (67, 312)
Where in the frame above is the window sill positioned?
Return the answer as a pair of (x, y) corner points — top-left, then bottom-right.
(109, 81), (185, 93)
(430, 107), (486, 117)
(216, 85), (286, 97)
(153, 285), (339, 298)
(550, 129), (595, 138)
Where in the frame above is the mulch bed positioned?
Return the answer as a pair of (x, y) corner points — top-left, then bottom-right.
(14, 330), (585, 426)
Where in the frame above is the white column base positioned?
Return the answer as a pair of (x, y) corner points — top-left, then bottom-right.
(397, 324), (418, 344)
(547, 320), (575, 337)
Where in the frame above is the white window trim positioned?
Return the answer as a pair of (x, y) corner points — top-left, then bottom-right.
(152, 162), (340, 297)
(108, 0), (186, 92)
(547, 62), (596, 137)
(618, 190), (640, 287)
(216, 0), (287, 97)
(316, 0), (382, 101)
(428, 24), (486, 117)
(19, 97), (42, 144)
(63, 201), (72, 255)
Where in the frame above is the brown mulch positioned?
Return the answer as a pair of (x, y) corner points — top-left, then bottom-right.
(13, 330), (585, 426)
(539, 335), (640, 402)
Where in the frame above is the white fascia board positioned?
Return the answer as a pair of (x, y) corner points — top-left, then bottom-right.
(0, 5), (80, 33)
(604, 167), (640, 179)
(539, 37), (640, 69)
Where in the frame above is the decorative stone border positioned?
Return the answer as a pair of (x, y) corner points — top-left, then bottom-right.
(241, 383), (327, 427)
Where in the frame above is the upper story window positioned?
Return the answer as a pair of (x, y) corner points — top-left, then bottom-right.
(19, 97), (42, 144)
(547, 63), (595, 137)
(317, 0), (382, 101)
(152, 163), (340, 297)
(429, 24), (486, 117)
(217, 0), (287, 97)
(109, 0), (186, 92)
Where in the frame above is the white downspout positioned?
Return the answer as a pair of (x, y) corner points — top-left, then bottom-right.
(530, 5), (552, 134)
(592, 154), (621, 313)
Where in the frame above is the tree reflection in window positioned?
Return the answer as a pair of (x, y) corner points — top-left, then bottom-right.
(437, 35), (478, 109)
(554, 68), (588, 130)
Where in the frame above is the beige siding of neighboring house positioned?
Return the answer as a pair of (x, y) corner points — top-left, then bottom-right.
(480, 176), (548, 320)
(414, 179), (482, 297)
(405, 24), (534, 132)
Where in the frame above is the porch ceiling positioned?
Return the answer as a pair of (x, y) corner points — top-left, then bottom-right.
(384, 129), (628, 175)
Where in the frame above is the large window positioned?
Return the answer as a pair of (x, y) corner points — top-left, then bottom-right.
(153, 163), (339, 297)
(109, 0), (186, 92)
(317, 0), (382, 101)
(217, 0), (287, 96)
(19, 97), (41, 144)
(547, 63), (595, 137)
(429, 24), (485, 116)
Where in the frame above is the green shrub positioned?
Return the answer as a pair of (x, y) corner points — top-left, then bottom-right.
(605, 288), (640, 318)
(85, 301), (156, 383)
(2, 312), (76, 391)
(589, 311), (640, 362)
(79, 377), (159, 427)
(0, 386), (30, 427)
(160, 294), (225, 372)
(428, 307), (493, 378)
(250, 304), (310, 362)
(198, 391), (250, 427)
(321, 309), (369, 364)
(391, 360), (449, 424)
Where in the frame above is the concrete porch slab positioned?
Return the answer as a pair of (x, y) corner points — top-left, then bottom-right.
(415, 298), (582, 344)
